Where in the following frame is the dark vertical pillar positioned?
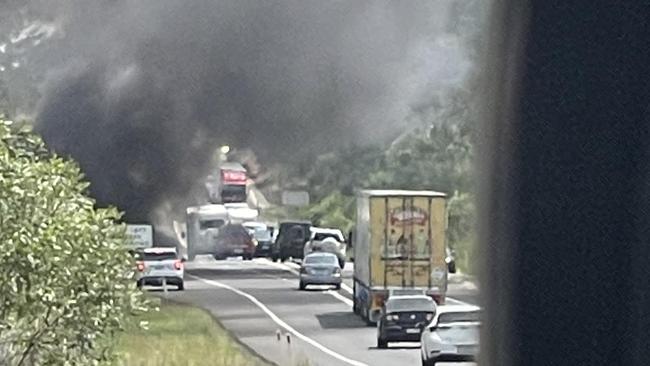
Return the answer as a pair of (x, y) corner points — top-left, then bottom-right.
(480, 2), (649, 365)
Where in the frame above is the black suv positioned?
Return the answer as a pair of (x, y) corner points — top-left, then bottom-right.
(271, 220), (312, 261)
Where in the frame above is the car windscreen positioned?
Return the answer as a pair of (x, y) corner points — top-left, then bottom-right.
(304, 255), (337, 265)
(438, 311), (481, 324)
(200, 219), (225, 230)
(142, 252), (177, 261)
(385, 298), (435, 313)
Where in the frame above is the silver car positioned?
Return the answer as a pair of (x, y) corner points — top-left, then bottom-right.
(135, 247), (185, 291)
(299, 252), (342, 290)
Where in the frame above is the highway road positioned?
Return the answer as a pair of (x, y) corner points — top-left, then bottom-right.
(162, 258), (479, 366)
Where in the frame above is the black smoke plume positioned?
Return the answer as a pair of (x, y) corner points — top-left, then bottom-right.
(31, 0), (469, 223)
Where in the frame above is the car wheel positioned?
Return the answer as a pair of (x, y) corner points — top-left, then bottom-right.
(299, 281), (306, 290)
(377, 337), (388, 349)
(177, 282), (184, 291)
(334, 283), (341, 290)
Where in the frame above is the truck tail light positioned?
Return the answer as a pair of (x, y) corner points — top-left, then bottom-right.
(136, 261), (145, 272)
(174, 260), (183, 270)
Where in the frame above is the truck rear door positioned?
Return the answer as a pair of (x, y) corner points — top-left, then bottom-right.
(369, 196), (447, 290)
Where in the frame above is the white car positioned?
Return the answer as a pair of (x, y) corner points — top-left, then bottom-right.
(420, 305), (481, 365)
(135, 247), (185, 290)
(303, 227), (347, 268)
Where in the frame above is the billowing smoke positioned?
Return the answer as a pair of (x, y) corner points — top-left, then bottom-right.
(24, 0), (471, 222)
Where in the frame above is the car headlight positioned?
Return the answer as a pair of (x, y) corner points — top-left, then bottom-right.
(386, 314), (399, 321)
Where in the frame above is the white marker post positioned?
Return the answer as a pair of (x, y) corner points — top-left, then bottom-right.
(162, 277), (168, 297)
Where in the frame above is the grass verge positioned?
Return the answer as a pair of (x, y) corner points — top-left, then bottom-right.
(114, 300), (274, 366)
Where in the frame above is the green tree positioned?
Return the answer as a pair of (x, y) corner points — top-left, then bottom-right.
(0, 120), (147, 365)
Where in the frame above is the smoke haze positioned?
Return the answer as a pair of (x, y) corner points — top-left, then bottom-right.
(15, 0), (474, 221)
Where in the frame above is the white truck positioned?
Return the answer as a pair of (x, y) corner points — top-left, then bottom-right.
(205, 162), (248, 204)
(184, 204), (229, 261)
(224, 202), (259, 224)
(352, 190), (449, 324)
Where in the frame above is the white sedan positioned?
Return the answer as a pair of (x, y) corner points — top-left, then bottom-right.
(420, 305), (481, 365)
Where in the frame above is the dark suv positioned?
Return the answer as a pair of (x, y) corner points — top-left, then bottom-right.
(271, 220), (312, 261)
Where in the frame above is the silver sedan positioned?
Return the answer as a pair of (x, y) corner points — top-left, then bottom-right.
(299, 252), (342, 290)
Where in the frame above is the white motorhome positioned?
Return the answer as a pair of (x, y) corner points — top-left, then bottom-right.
(185, 204), (229, 261)
(225, 202), (259, 224)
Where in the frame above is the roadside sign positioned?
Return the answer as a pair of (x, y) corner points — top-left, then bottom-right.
(282, 190), (310, 207)
(126, 224), (153, 250)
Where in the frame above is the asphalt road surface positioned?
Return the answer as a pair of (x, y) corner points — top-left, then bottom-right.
(161, 257), (479, 366)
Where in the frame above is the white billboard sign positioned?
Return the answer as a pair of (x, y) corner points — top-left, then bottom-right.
(126, 224), (153, 250)
(282, 190), (310, 207)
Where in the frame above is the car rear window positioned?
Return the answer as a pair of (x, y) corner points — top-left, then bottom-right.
(200, 219), (225, 230)
(304, 254), (337, 264)
(438, 311), (481, 324)
(313, 233), (342, 241)
(386, 298), (435, 313)
(142, 252), (177, 261)
(221, 224), (250, 237)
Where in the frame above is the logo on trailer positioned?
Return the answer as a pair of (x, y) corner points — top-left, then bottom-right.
(390, 208), (428, 225)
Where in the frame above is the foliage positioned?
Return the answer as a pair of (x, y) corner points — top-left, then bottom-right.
(299, 190), (355, 233)
(298, 86), (477, 262)
(0, 120), (147, 365)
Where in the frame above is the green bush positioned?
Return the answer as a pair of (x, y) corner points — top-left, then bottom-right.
(0, 120), (147, 365)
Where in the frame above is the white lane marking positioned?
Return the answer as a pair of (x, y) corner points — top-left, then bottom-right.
(189, 274), (368, 366)
(340, 282), (353, 295)
(326, 290), (353, 307)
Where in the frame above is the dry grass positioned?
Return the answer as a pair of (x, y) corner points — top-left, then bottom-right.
(114, 302), (273, 366)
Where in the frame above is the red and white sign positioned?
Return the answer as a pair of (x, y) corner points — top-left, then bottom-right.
(221, 170), (247, 185)
(390, 208), (428, 225)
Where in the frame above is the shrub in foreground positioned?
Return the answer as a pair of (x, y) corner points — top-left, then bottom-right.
(0, 120), (147, 365)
